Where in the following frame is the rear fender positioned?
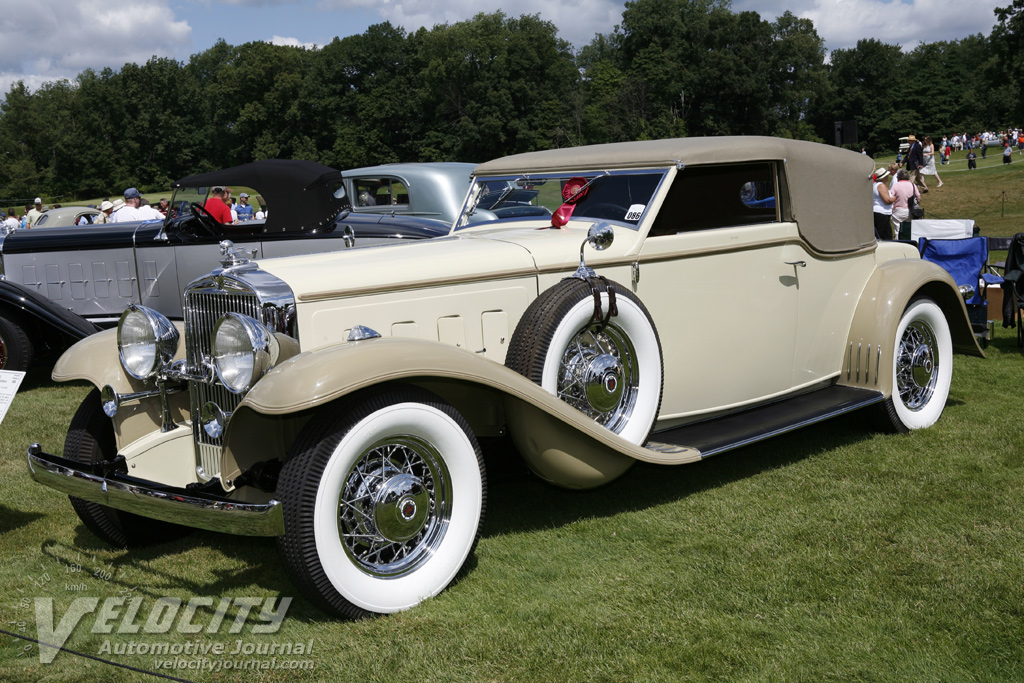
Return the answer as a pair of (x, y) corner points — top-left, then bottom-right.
(841, 259), (982, 396)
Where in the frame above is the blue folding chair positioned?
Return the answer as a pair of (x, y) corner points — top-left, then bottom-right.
(919, 236), (1004, 345)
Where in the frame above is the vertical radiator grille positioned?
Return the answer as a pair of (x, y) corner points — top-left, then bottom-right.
(184, 286), (263, 480)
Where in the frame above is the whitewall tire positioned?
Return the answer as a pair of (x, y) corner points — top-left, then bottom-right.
(879, 299), (953, 432)
(277, 385), (485, 618)
(506, 278), (663, 445)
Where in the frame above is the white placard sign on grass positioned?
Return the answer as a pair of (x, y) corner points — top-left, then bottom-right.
(0, 370), (26, 426)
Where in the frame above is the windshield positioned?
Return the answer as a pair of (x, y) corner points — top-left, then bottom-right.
(169, 186), (209, 221)
(456, 170), (667, 229)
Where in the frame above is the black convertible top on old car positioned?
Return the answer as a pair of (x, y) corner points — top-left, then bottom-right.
(173, 159), (345, 234)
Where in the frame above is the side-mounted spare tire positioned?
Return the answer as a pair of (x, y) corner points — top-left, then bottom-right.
(506, 277), (664, 445)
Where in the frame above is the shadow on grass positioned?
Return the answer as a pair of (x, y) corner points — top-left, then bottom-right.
(985, 330), (1022, 356)
(0, 503), (43, 534)
(481, 409), (876, 538)
(14, 362), (91, 393)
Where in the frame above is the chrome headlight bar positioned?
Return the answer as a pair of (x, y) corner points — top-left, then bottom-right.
(112, 305), (291, 433)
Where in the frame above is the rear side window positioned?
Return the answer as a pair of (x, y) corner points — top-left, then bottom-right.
(649, 162), (783, 237)
(353, 178), (408, 208)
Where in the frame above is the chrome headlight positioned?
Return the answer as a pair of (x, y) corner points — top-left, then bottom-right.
(212, 313), (279, 394)
(117, 305), (179, 380)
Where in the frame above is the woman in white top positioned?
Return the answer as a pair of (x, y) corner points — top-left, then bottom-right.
(872, 167), (895, 240)
(921, 136), (944, 187)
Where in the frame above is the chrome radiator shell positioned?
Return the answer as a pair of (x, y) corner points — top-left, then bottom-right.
(183, 267), (295, 480)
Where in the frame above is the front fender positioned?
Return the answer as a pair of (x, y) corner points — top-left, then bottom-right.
(229, 338), (699, 489)
(51, 324), (190, 448)
(841, 258), (983, 396)
(0, 279), (100, 338)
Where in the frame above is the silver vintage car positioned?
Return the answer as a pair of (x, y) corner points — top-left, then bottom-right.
(0, 160), (471, 371)
(27, 137), (980, 619)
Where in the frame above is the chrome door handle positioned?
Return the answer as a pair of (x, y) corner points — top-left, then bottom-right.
(785, 261), (807, 267)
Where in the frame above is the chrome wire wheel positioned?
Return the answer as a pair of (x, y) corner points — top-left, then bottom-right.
(895, 319), (939, 411)
(556, 322), (639, 433)
(877, 299), (952, 433)
(277, 385), (485, 618)
(338, 436), (452, 578)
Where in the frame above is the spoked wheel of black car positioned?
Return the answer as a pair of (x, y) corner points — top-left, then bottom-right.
(276, 385), (486, 618)
(0, 313), (32, 371)
(506, 277), (664, 445)
(877, 298), (953, 433)
(65, 388), (192, 547)
(189, 202), (221, 235)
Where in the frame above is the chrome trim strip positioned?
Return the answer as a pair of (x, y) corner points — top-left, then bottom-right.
(297, 236), (875, 303)
(299, 268), (537, 302)
(26, 445), (284, 537)
(857, 342), (862, 382)
(876, 346), (881, 385)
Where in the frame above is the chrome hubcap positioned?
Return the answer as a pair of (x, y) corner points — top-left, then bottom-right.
(338, 437), (451, 577)
(896, 320), (938, 411)
(558, 323), (639, 432)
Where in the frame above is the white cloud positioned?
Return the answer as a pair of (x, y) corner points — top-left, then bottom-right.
(268, 35), (319, 49)
(731, 0), (1003, 51)
(0, 0), (190, 97)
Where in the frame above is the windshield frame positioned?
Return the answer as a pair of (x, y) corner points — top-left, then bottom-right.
(456, 169), (670, 231)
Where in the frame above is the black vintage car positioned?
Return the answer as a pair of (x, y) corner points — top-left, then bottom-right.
(0, 160), (466, 371)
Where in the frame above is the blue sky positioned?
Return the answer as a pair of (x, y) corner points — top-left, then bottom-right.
(0, 0), (1007, 99)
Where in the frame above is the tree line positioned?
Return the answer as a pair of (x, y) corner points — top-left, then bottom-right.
(0, 0), (1020, 203)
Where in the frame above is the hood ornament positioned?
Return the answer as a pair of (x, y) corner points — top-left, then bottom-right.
(219, 240), (257, 268)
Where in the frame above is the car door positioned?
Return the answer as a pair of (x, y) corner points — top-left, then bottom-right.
(635, 162), (801, 422)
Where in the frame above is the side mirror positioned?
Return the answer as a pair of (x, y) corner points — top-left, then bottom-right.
(587, 223), (615, 251)
(572, 222), (614, 279)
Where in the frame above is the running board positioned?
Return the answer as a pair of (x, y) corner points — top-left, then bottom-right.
(646, 386), (885, 459)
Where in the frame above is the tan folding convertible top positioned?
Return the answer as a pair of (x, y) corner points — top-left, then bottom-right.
(473, 136), (877, 254)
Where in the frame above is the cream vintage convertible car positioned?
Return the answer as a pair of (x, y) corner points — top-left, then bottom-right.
(27, 137), (981, 618)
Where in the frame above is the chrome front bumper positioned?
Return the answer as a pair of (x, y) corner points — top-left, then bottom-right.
(26, 444), (284, 537)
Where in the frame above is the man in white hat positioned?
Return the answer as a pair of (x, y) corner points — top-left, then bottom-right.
(95, 200), (115, 224)
(25, 197), (44, 228)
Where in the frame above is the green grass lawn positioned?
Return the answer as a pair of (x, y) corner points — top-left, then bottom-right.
(2, 338), (1023, 681)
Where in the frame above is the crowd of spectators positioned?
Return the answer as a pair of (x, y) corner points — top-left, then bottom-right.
(943, 129), (1023, 162)
(1, 185), (267, 235)
(872, 126), (1021, 240)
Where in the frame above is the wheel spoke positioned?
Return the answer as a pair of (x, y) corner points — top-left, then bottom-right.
(556, 321), (639, 432)
(337, 435), (451, 578)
